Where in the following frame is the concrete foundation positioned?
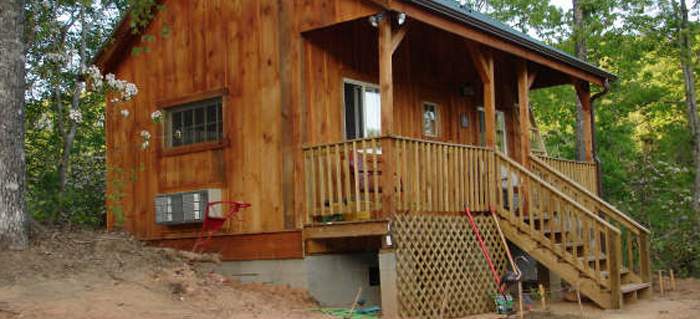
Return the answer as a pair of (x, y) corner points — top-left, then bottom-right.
(215, 252), (382, 308)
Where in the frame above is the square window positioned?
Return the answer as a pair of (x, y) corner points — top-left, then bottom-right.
(165, 97), (223, 148)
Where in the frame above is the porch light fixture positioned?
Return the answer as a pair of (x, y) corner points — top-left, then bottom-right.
(396, 12), (407, 25)
(368, 12), (385, 27)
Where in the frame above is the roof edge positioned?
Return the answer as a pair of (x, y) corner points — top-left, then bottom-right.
(402, 0), (617, 81)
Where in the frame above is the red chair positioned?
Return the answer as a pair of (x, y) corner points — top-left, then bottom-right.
(192, 201), (250, 253)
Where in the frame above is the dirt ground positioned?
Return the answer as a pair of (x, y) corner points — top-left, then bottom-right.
(1, 229), (700, 319)
(466, 277), (700, 319)
(0, 229), (327, 319)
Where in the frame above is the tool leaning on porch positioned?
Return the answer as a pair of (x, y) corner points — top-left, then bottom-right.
(464, 206), (525, 318)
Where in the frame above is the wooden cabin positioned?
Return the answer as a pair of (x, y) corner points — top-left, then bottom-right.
(96, 0), (652, 316)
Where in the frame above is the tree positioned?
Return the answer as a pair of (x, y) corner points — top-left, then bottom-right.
(674, 0), (700, 220)
(573, 0), (589, 161)
(0, 0), (29, 249)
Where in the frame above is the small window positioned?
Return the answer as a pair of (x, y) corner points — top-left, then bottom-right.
(165, 97), (223, 148)
(422, 102), (439, 137)
(344, 80), (381, 139)
(477, 107), (508, 155)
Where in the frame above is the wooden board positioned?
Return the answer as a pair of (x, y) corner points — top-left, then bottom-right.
(148, 230), (303, 261)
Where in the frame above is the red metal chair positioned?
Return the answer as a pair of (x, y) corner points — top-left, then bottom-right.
(192, 200), (250, 253)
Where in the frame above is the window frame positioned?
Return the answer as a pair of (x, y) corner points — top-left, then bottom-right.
(342, 78), (381, 140)
(477, 106), (508, 155)
(156, 88), (228, 157)
(422, 101), (440, 137)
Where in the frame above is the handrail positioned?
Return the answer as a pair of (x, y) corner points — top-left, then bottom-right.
(496, 152), (620, 233)
(537, 155), (596, 165)
(530, 155), (650, 234)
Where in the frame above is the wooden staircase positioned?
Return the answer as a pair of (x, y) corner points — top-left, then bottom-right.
(491, 152), (652, 309)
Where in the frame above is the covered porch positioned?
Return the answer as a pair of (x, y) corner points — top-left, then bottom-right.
(300, 8), (599, 227)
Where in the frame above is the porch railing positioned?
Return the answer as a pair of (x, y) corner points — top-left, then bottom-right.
(529, 155), (652, 283)
(495, 152), (622, 295)
(536, 155), (598, 194)
(302, 136), (493, 224)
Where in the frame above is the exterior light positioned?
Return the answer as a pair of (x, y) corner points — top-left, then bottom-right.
(368, 12), (385, 27)
(397, 12), (406, 25)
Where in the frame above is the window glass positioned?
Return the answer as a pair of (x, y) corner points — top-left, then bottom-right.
(344, 81), (381, 140)
(477, 107), (508, 154)
(166, 97), (223, 148)
(423, 102), (438, 137)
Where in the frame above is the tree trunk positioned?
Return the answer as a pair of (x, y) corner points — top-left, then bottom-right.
(0, 0), (28, 249)
(573, 0), (588, 161)
(57, 6), (88, 218)
(677, 0), (700, 218)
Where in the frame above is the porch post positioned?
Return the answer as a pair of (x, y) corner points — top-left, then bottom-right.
(468, 45), (496, 148)
(517, 60), (530, 166)
(378, 15), (395, 219)
(575, 81), (594, 162)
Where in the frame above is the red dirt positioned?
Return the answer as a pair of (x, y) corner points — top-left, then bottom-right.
(465, 278), (700, 319)
(0, 229), (328, 319)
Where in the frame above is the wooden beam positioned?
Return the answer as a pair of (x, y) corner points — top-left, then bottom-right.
(574, 81), (593, 161)
(528, 70), (538, 89)
(468, 44), (496, 148)
(388, 0), (606, 86)
(303, 220), (388, 239)
(379, 15), (396, 219)
(517, 60), (530, 166)
(391, 24), (408, 54)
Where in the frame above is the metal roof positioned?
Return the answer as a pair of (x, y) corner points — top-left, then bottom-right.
(401, 0), (617, 81)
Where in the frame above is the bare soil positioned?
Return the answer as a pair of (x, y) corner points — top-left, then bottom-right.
(0, 229), (327, 319)
(2, 228), (700, 319)
(465, 277), (700, 319)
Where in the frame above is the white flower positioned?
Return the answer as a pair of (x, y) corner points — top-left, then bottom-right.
(151, 110), (162, 123)
(140, 130), (151, 139)
(120, 109), (129, 118)
(84, 65), (103, 90)
(141, 140), (150, 150)
(68, 109), (82, 123)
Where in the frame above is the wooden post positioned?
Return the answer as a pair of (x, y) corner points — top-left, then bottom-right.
(575, 81), (593, 161)
(468, 44), (496, 148)
(607, 228), (622, 308)
(639, 232), (652, 283)
(517, 60), (530, 166)
(378, 15), (395, 219)
(538, 284), (546, 309)
(670, 269), (676, 291)
(658, 270), (665, 296)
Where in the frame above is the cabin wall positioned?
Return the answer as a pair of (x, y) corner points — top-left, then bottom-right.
(105, 0), (525, 240)
(107, 0), (285, 239)
(105, 0), (386, 239)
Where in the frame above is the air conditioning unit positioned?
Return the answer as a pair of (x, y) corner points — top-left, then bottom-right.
(154, 189), (221, 225)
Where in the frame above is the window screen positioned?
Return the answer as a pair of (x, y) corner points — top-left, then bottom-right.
(477, 107), (508, 154)
(344, 81), (381, 139)
(423, 102), (438, 137)
(167, 97), (223, 147)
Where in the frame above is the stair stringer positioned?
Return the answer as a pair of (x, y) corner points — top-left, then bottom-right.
(496, 212), (621, 309)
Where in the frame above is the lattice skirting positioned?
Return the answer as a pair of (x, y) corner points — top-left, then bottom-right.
(393, 214), (508, 318)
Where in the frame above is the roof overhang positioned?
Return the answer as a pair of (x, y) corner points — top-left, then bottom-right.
(385, 0), (616, 86)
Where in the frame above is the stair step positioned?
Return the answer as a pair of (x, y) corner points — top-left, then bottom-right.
(621, 282), (652, 294)
(600, 267), (629, 278)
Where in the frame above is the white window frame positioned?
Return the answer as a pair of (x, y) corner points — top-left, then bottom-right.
(477, 106), (508, 155)
(422, 101), (439, 137)
(342, 78), (381, 140)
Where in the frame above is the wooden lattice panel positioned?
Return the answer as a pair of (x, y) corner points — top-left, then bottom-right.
(393, 214), (508, 318)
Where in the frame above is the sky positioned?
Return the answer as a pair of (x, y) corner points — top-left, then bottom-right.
(550, 0), (572, 11)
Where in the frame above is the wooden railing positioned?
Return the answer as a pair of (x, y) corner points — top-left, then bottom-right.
(391, 136), (492, 213)
(537, 155), (598, 194)
(495, 152), (622, 294)
(303, 137), (384, 224)
(529, 155), (652, 283)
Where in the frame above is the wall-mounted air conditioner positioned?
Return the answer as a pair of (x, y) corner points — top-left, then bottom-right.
(154, 189), (221, 225)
